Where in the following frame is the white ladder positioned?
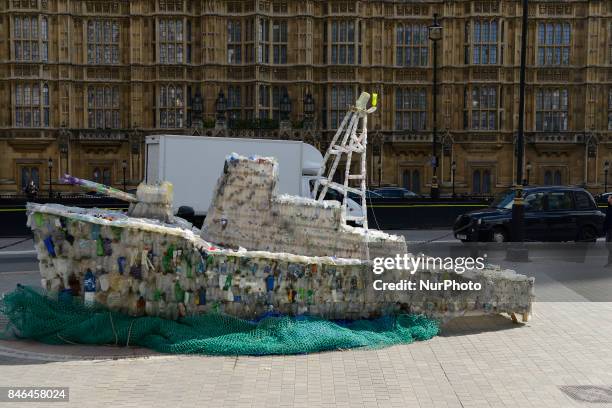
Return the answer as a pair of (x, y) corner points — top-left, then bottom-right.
(312, 92), (376, 229)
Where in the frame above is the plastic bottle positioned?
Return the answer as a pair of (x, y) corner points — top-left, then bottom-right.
(83, 269), (96, 305)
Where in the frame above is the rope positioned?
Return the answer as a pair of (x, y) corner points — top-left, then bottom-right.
(126, 319), (135, 347)
(109, 312), (118, 346)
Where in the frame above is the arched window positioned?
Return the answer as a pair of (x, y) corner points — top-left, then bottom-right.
(93, 168), (101, 182)
(554, 170), (562, 185)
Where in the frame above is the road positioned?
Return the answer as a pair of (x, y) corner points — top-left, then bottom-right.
(2, 233), (612, 407)
(2, 231), (612, 302)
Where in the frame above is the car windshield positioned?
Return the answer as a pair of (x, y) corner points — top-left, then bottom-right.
(490, 190), (515, 209)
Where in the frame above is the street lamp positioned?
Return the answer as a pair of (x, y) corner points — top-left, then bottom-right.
(428, 13), (442, 199)
(525, 162), (532, 186)
(47, 158), (53, 198)
(451, 161), (457, 198)
(605, 161), (610, 193)
(122, 160), (128, 191)
(508, 0), (529, 260)
(304, 93), (314, 118)
(215, 90), (227, 122)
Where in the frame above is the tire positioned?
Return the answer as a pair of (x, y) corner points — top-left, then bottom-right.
(491, 227), (508, 243)
(577, 226), (597, 243)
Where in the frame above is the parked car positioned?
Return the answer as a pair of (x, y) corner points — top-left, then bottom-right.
(453, 186), (605, 242)
(373, 187), (418, 199)
(348, 190), (384, 201)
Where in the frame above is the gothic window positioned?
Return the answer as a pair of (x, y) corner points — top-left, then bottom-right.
(14, 83), (49, 127)
(272, 20), (287, 64)
(159, 19), (188, 64)
(330, 86), (354, 129)
(464, 86), (498, 130)
(159, 84), (184, 128)
(537, 22), (571, 66)
(20, 166), (40, 192)
(258, 85), (286, 120)
(608, 89), (612, 130)
(544, 170), (563, 185)
(92, 167), (111, 185)
(228, 20), (242, 63)
(396, 23), (428, 67)
(536, 88), (569, 131)
(87, 20), (120, 64)
(467, 20), (498, 65)
(395, 88), (427, 131)
(258, 19), (270, 63)
(227, 85), (242, 120)
(402, 169), (421, 193)
(13, 15), (48, 62)
(609, 22), (612, 64)
(472, 169), (492, 194)
(256, 19), (288, 64)
(87, 86), (120, 129)
(330, 20), (362, 65)
(158, 0), (183, 12)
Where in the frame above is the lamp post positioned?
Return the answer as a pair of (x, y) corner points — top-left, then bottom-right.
(428, 13), (442, 199)
(303, 92), (314, 127)
(280, 92), (292, 130)
(507, 0), (529, 261)
(451, 161), (457, 198)
(122, 160), (127, 191)
(47, 158), (53, 198)
(215, 90), (227, 128)
(605, 161), (610, 193)
(525, 162), (532, 186)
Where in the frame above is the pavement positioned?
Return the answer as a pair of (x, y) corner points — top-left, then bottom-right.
(2, 232), (612, 407)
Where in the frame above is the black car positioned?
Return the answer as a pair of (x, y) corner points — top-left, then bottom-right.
(453, 186), (605, 242)
(373, 187), (418, 199)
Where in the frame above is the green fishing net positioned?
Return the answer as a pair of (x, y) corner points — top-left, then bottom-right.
(0, 285), (438, 356)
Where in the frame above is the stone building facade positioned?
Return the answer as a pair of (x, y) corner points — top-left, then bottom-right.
(1, 0), (612, 196)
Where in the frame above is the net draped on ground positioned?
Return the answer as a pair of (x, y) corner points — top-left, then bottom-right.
(0, 286), (439, 356)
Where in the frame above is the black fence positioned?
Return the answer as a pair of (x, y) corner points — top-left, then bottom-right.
(0, 196), (129, 237)
(0, 195), (493, 237)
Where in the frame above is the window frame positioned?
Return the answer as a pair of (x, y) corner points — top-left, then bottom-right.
(14, 82), (50, 128)
(87, 19), (120, 65)
(463, 86), (499, 130)
(395, 88), (427, 131)
(87, 85), (120, 129)
(158, 18), (190, 64)
(329, 20), (362, 65)
(13, 15), (48, 62)
(158, 84), (185, 128)
(396, 22), (429, 67)
(537, 22), (571, 66)
(535, 88), (569, 132)
(329, 85), (355, 129)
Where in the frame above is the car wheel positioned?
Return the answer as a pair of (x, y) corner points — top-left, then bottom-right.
(577, 226), (597, 243)
(492, 228), (508, 243)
